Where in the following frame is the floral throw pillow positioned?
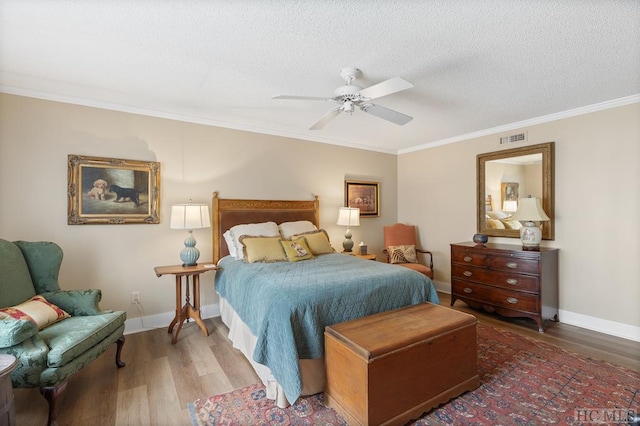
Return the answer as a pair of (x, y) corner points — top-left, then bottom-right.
(0, 295), (70, 330)
(388, 245), (418, 264)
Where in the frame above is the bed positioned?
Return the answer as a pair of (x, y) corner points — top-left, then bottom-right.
(211, 192), (440, 407)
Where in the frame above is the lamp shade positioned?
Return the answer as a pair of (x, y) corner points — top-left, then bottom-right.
(510, 198), (550, 222)
(170, 204), (211, 230)
(336, 207), (360, 227)
(502, 200), (518, 213)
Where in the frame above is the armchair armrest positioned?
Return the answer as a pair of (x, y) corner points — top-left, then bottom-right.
(0, 318), (38, 348)
(40, 289), (103, 316)
(416, 248), (434, 270)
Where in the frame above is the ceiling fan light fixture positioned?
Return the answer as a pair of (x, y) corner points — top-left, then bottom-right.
(342, 101), (354, 114)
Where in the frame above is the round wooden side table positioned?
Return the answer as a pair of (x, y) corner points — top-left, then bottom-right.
(0, 354), (18, 426)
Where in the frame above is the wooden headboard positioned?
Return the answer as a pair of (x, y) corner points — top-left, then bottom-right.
(212, 192), (320, 263)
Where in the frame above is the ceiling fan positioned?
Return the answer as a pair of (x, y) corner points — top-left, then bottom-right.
(273, 67), (414, 130)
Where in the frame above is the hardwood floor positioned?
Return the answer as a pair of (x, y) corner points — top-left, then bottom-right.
(14, 292), (639, 425)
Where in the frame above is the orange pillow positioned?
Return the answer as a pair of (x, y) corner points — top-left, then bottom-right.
(0, 295), (70, 330)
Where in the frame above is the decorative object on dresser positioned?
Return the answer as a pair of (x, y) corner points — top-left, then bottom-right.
(383, 223), (434, 279)
(472, 233), (488, 245)
(336, 207), (360, 252)
(170, 202), (211, 266)
(509, 197), (550, 250)
(450, 242), (558, 332)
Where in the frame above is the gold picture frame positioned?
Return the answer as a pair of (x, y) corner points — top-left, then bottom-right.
(68, 155), (161, 225)
(345, 180), (380, 217)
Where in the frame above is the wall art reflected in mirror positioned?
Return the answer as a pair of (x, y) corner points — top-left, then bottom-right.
(477, 142), (554, 240)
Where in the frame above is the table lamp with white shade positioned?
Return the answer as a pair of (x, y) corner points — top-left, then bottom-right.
(336, 207), (360, 252)
(510, 197), (550, 250)
(170, 202), (211, 266)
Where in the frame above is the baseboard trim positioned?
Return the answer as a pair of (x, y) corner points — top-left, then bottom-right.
(124, 303), (221, 335)
(559, 309), (640, 343)
(124, 290), (640, 343)
(435, 285), (640, 343)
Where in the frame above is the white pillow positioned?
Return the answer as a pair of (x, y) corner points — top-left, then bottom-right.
(278, 220), (318, 239)
(228, 221), (280, 260)
(223, 230), (238, 259)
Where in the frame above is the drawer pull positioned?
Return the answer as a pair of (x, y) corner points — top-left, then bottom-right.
(506, 278), (519, 285)
(507, 297), (519, 304)
(463, 271), (473, 277)
(506, 262), (518, 269)
(463, 287), (473, 294)
(463, 256), (473, 262)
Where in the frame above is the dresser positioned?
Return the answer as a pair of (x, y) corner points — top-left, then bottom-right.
(450, 242), (558, 332)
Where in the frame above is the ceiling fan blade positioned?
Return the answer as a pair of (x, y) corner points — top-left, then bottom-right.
(358, 77), (414, 100)
(273, 95), (331, 101)
(361, 103), (413, 126)
(309, 108), (341, 130)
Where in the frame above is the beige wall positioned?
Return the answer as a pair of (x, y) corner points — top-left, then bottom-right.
(0, 94), (398, 320)
(398, 103), (640, 335)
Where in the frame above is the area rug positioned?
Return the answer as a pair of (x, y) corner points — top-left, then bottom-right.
(188, 323), (639, 425)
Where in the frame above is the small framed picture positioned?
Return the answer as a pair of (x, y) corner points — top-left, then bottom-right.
(345, 180), (380, 217)
(68, 155), (161, 224)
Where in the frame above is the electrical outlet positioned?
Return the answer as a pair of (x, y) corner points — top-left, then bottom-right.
(131, 291), (141, 304)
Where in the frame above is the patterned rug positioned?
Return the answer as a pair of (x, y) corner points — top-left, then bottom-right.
(188, 323), (639, 425)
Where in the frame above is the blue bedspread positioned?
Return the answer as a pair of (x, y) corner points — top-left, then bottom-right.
(215, 252), (439, 403)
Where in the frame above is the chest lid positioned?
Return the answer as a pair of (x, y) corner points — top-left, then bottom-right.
(325, 302), (477, 360)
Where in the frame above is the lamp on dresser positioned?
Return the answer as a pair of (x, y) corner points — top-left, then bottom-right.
(337, 207), (360, 252)
(170, 202), (211, 266)
(510, 197), (550, 250)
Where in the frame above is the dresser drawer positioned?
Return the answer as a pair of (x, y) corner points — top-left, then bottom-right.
(451, 247), (486, 267)
(489, 256), (539, 275)
(452, 280), (538, 313)
(451, 264), (539, 293)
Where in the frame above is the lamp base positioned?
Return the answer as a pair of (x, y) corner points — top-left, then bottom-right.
(520, 221), (542, 251)
(342, 228), (354, 252)
(180, 230), (200, 266)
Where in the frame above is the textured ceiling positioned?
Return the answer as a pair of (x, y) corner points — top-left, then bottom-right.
(1, 1), (639, 154)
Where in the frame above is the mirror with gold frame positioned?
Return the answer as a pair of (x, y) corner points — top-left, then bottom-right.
(477, 142), (554, 240)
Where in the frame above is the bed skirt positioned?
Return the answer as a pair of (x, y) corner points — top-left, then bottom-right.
(219, 297), (325, 408)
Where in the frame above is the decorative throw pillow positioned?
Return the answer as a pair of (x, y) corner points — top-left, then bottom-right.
(388, 245), (418, 264)
(291, 229), (334, 255)
(228, 222), (280, 260)
(239, 236), (287, 263)
(279, 237), (314, 262)
(0, 295), (70, 330)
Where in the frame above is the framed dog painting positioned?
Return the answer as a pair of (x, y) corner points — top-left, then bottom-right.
(68, 155), (161, 224)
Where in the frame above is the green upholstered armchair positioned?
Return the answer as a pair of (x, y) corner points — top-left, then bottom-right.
(0, 239), (126, 426)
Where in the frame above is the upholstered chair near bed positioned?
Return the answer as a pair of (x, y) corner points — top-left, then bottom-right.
(383, 223), (434, 279)
(0, 239), (126, 426)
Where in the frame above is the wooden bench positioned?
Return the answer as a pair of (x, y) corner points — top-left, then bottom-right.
(324, 302), (479, 425)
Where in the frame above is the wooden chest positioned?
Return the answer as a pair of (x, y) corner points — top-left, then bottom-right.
(324, 303), (479, 426)
(450, 242), (558, 332)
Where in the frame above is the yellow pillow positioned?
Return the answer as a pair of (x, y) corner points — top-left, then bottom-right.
(291, 229), (334, 255)
(0, 295), (70, 330)
(239, 236), (287, 263)
(279, 237), (314, 262)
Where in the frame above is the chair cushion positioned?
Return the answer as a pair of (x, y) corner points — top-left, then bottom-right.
(0, 239), (37, 308)
(38, 311), (126, 367)
(398, 262), (434, 279)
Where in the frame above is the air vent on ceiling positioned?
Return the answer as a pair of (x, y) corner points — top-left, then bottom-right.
(499, 132), (527, 145)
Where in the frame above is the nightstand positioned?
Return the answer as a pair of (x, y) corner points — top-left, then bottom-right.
(343, 252), (376, 261)
(154, 263), (219, 344)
